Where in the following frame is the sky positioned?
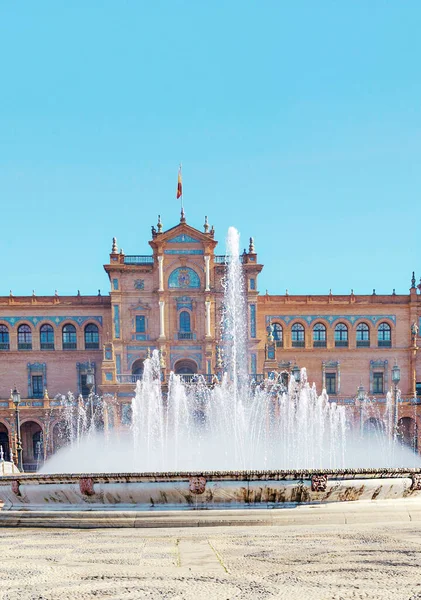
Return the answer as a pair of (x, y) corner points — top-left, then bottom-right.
(1, 1), (420, 296)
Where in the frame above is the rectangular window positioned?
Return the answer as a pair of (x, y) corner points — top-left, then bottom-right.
(416, 382), (421, 397)
(135, 316), (146, 333)
(80, 374), (90, 397)
(112, 278), (119, 290)
(373, 372), (384, 394)
(250, 304), (256, 338)
(325, 373), (336, 395)
(32, 375), (43, 398)
(249, 278), (256, 290)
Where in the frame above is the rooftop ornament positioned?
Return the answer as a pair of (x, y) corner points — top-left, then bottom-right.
(111, 237), (118, 254)
(204, 216), (209, 233)
(411, 271), (416, 289)
(157, 215), (163, 233)
(249, 237), (255, 253)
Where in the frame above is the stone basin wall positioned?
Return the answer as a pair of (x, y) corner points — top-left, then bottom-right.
(0, 469), (420, 511)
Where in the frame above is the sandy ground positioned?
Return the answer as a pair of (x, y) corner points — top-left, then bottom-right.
(0, 522), (421, 599)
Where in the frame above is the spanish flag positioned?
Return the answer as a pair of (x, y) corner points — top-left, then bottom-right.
(176, 166), (182, 199)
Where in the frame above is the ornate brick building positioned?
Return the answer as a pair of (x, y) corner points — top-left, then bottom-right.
(0, 214), (420, 469)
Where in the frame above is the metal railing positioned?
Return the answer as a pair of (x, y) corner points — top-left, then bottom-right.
(124, 255), (154, 265)
(356, 340), (370, 347)
(40, 343), (55, 350)
(85, 342), (100, 349)
(178, 332), (194, 340)
(214, 255), (245, 264)
(18, 343), (32, 351)
(63, 342), (77, 350)
(378, 340), (392, 347)
(313, 341), (327, 348)
(335, 340), (348, 347)
(292, 341), (305, 348)
(0, 342), (9, 351)
(117, 374), (143, 383)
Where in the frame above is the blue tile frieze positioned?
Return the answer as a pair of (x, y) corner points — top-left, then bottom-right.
(167, 234), (201, 243)
(266, 315), (396, 326)
(0, 316), (103, 327)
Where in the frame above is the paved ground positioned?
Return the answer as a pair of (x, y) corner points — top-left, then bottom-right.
(1, 521), (421, 599)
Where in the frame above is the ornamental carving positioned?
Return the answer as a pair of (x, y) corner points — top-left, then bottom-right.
(189, 476), (207, 495)
(311, 474), (328, 492)
(11, 480), (21, 496)
(134, 279), (145, 290)
(168, 267), (200, 289)
(411, 474), (421, 491)
(79, 477), (95, 496)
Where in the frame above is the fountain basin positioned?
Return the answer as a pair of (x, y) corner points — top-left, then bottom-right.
(0, 469), (420, 512)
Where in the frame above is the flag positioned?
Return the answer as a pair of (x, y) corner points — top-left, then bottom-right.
(177, 166), (182, 199)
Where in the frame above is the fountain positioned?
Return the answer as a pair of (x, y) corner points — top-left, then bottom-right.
(0, 227), (420, 519)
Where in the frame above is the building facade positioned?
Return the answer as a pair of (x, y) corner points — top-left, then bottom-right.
(0, 214), (420, 469)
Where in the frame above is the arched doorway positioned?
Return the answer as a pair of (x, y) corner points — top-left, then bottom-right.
(363, 418), (385, 436)
(0, 423), (10, 461)
(174, 359), (198, 375)
(21, 421), (43, 472)
(397, 417), (418, 452)
(131, 359), (144, 379)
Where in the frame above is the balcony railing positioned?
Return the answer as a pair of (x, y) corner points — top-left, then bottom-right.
(335, 340), (348, 347)
(18, 343), (32, 351)
(292, 341), (305, 348)
(356, 340), (370, 347)
(40, 343), (55, 350)
(378, 340), (391, 347)
(117, 374), (143, 383)
(124, 255), (154, 265)
(178, 332), (193, 340)
(313, 341), (326, 348)
(214, 255), (245, 264)
(63, 342), (77, 350)
(85, 342), (100, 349)
(0, 342), (9, 351)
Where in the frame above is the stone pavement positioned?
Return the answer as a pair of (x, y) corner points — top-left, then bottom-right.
(1, 519), (421, 599)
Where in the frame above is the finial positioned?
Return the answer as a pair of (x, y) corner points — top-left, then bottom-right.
(418, 278), (421, 292)
(392, 288), (396, 295)
(157, 215), (163, 233)
(43, 388), (49, 400)
(120, 248), (124, 255)
(249, 237), (255, 253)
(98, 289), (101, 297)
(9, 290), (13, 297)
(285, 289), (289, 296)
(215, 345), (223, 369)
(210, 225), (215, 236)
(180, 206), (186, 223)
(373, 289), (376, 295)
(159, 350), (165, 368)
(411, 271), (416, 288)
(267, 321), (274, 342)
(111, 237), (118, 254)
(77, 290), (81, 296)
(351, 289), (354, 295)
(204, 216), (209, 233)
(55, 290), (58, 297)
(151, 225), (157, 237)
(32, 290), (36, 297)
(146, 347), (151, 359)
(329, 289), (332, 295)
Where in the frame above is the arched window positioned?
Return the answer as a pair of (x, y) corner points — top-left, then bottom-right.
(273, 323), (283, 347)
(0, 325), (9, 350)
(40, 324), (54, 350)
(313, 323), (326, 347)
(62, 324), (77, 350)
(179, 311), (192, 340)
(84, 324), (99, 349)
(335, 323), (348, 347)
(378, 322), (391, 347)
(291, 323), (305, 348)
(131, 359), (144, 379)
(356, 322), (370, 347)
(18, 324), (32, 350)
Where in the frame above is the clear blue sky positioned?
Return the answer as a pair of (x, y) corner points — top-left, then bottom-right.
(1, 1), (420, 296)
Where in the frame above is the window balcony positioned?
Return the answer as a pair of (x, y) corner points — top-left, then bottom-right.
(40, 343), (55, 350)
(356, 340), (370, 347)
(335, 340), (348, 347)
(0, 343), (9, 351)
(292, 341), (305, 348)
(63, 342), (77, 350)
(378, 340), (391, 348)
(85, 342), (100, 349)
(18, 343), (32, 351)
(178, 332), (193, 340)
(275, 340), (283, 348)
(313, 341), (326, 348)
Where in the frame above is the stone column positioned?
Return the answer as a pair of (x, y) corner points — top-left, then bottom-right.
(205, 300), (211, 338)
(158, 255), (164, 292)
(204, 255), (210, 291)
(159, 301), (165, 338)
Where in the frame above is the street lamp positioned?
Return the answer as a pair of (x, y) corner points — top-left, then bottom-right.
(357, 384), (365, 436)
(391, 362), (401, 437)
(291, 364), (301, 383)
(11, 386), (23, 471)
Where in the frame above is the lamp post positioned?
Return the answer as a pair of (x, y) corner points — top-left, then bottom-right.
(11, 386), (23, 471)
(357, 384), (365, 436)
(86, 362), (95, 426)
(291, 364), (301, 384)
(391, 362), (401, 440)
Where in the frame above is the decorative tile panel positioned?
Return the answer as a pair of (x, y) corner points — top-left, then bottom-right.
(176, 296), (193, 311)
(164, 249), (204, 255)
(168, 267), (200, 289)
(167, 234), (201, 243)
(0, 316), (103, 327)
(266, 315), (396, 326)
(116, 354), (121, 375)
(251, 353), (257, 374)
(250, 304), (256, 338)
(113, 305), (120, 339)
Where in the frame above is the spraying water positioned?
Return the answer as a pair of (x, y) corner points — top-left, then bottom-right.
(42, 227), (420, 474)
